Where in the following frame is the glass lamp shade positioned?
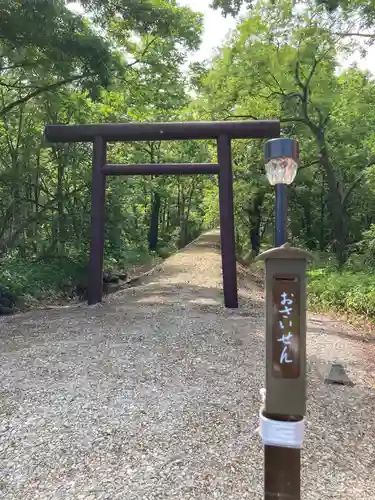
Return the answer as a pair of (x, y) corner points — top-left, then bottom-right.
(264, 138), (299, 185)
(265, 157), (298, 185)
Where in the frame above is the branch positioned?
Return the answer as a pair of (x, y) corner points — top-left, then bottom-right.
(293, 57), (330, 134)
(333, 32), (375, 39)
(265, 70), (285, 94)
(126, 37), (157, 68)
(224, 114), (259, 120)
(299, 159), (321, 170)
(0, 81), (44, 90)
(295, 60), (311, 123)
(0, 58), (50, 73)
(342, 159), (375, 206)
(268, 90), (304, 101)
(222, 114), (311, 128)
(0, 72), (95, 116)
(305, 58), (319, 91)
(280, 117), (310, 125)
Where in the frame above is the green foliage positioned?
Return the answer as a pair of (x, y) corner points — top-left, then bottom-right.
(308, 267), (375, 318)
(210, 0), (253, 16)
(356, 224), (375, 265)
(0, 0), (203, 115)
(0, 0), (207, 305)
(196, 0), (375, 266)
(0, 0), (117, 81)
(213, 0), (375, 35)
(0, 256), (87, 300)
(317, 0), (375, 26)
(1, 0), (375, 321)
(0, 243), (153, 303)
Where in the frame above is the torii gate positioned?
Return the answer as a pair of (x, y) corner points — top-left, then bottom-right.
(44, 120), (280, 308)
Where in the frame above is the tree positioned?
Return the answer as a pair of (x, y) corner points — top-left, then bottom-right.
(0, 0), (121, 116)
(212, 0), (375, 39)
(0, 0), (205, 264)
(196, 0), (375, 265)
(0, 0), (203, 116)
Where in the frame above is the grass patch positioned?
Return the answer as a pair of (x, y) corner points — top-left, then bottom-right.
(308, 267), (375, 320)
(245, 247), (375, 324)
(0, 258), (87, 303)
(0, 247), (156, 306)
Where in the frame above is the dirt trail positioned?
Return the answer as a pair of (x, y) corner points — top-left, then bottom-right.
(0, 230), (374, 499)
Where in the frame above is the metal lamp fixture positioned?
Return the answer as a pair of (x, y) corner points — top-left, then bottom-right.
(264, 138), (299, 185)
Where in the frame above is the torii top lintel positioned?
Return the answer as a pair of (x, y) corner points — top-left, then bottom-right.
(44, 120), (280, 143)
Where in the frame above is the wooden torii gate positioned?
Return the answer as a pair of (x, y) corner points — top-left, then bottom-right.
(44, 120), (280, 308)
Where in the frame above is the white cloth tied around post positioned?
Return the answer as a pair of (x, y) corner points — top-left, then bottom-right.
(258, 388), (305, 449)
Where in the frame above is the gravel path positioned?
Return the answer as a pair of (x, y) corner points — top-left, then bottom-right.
(0, 230), (374, 499)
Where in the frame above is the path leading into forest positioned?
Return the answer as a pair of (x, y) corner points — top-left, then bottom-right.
(0, 230), (374, 500)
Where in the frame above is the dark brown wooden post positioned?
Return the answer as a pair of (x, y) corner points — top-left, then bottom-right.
(256, 246), (313, 500)
(217, 134), (238, 308)
(264, 446), (300, 499)
(88, 136), (106, 305)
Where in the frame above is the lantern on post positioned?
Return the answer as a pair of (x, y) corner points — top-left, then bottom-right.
(259, 138), (311, 500)
(264, 138), (299, 246)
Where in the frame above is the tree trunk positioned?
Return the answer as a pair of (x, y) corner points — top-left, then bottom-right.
(179, 179), (196, 248)
(247, 191), (264, 256)
(57, 153), (66, 254)
(319, 173), (325, 251)
(302, 201), (315, 250)
(166, 206), (171, 233)
(320, 146), (346, 266)
(148, 191), (161, 252)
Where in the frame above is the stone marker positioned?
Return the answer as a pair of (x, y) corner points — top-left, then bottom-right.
(324, 362), (354, 387)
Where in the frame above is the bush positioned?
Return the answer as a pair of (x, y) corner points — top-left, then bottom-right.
(0, 247), (153, 305)
(357, 224), (375, 266)
(0, 257), (88, 302)
(308, 267), (375, 319)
